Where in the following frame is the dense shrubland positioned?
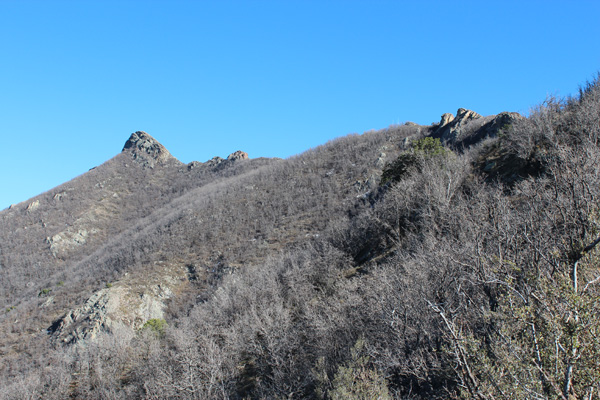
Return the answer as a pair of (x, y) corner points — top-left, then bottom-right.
(2, 75), (600, 399)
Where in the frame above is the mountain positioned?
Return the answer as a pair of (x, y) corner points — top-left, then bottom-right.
(0, 131), (273, 358)
(1, 75), (600, 399)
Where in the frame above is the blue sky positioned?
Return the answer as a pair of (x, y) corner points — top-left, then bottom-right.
(1, 0), (599, 209)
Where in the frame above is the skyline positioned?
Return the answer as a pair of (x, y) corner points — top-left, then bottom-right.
(1, 1), (600, 209)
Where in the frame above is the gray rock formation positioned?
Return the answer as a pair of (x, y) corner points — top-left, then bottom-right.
(25, 200), (40, 212)
(206, 156), (225, 168)
(439, 113), (455, 127)
(432, 108), (524, 148)
(46, 228), (96, 257)
(122, 131), (177, 168)
(187, 151), (249, 171)
(52, 261), (188, 344)
(227, 150), (249, 161)
(433, 108), (483, 143)
(187, 161), (203, 170)
(53, 288), (118, 343)
(457, 111), (525, 148)
(52, 192), (66, 201)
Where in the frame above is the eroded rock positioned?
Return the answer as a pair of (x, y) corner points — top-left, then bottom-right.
(51, 262), (188, 344)
(122, 131), (177, 168)
(187, 161), (203, 170)
(433, 108), (483, 143)
(26, 200), (40, 212)
(47, 229), (95, 257)
(227, 150), (249, 161)
(439, 113), (455, 128)
(456, 111), (525, 147)
(206, 156), (225, 168)
(53, 192), (66, 201)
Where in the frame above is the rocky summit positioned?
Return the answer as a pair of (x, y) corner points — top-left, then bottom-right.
(433, 107), (525, 148)
(122, 131), (179, 168)
(227, 150), (249, 161)
(433, 108), (483, 143)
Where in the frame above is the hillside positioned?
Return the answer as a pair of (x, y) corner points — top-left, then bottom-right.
(1, 75), (600, 399)
(0, 133), (274, 366)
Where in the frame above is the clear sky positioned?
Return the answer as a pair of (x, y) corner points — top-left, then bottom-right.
(1, 0), (599, 210)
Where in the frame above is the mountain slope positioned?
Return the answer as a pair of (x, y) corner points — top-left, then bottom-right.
(3, 76), (600, 399)
(0, 131), (273, 361)
(0, 125), (415, 372)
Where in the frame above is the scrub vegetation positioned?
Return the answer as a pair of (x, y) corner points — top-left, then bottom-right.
(1, 75), (600, 399)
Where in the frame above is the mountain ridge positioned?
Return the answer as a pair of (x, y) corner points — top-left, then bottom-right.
(0, 112), (511, 348)
(3, 78), (599, 399)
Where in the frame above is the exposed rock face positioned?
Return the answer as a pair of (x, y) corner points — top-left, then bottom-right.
(186, 151), (249, 171)
(433, 108), (483, 143)
(52, 192), (66, 201)
(206, 156), (225, 168)
(53, 287), (119, 343)
(122, 131), (177, 168)
(227, 150), (249, 161)
(46, 228), (96, 257)
(439, 113), (455, 127)
(457, 111), (525, 148)
(456, 108), (482, 121)
(25, 200), (40, 212)
(432, 108), (524, 148)
(52, 261), (188, 344)
(187, 161), (203, 170)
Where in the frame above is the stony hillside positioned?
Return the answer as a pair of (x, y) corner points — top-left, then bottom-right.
(2, 75), (600, 399)
(0, 131), (272, 360)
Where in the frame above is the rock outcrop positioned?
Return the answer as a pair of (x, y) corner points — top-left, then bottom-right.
(433, 108), (483, 143)
(52, 261), (188, 344)
(187, 161), (203, 170)
(432, 108), (524, 148)
(122, 131), (178, 168)
(458, 111), (525, 148)
(227, 150), (249, 162)
(53, 287), (122, 343)
(205, 156), (225, 168)
(439, 113), (455, 127)
(189, 151), (250, 170)
(46, 228), (95, 257)
(25, 200), (40, 212)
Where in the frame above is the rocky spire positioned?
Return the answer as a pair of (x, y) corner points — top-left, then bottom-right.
(433, 108), (483, 143)
(122, 131), (177, 168)
(432, 109), (524, 147)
